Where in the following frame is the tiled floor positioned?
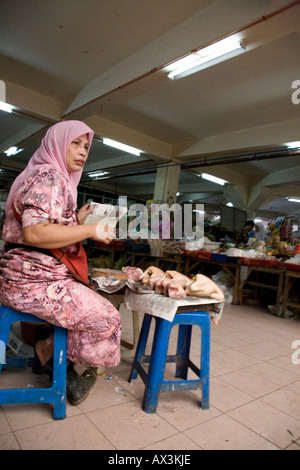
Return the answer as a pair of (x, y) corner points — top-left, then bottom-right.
(1, 303), (300, 450)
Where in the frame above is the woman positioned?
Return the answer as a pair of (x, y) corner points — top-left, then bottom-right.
(234, 220), (255, 248)
(254, 222), (266, 241)
(0, 120), (121, 405)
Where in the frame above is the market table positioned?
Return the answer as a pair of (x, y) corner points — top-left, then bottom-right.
(282, 269), (300, 318)
(238, 263), (285, 315)
(86, 240), (299, 314)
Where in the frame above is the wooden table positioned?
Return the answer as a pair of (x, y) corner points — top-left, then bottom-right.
(282, 270), (300, 318)
(154, 254), (184, 272)
(238, 265), (285, 315)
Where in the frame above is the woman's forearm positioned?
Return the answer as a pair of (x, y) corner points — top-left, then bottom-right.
(23, 222), (100, 249)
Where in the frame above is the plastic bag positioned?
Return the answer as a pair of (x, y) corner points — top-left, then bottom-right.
(212, 270), (233, 303)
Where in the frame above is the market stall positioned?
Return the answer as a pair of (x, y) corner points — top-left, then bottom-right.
(238, 262), (285, 315)
(86, 213), (300, 319)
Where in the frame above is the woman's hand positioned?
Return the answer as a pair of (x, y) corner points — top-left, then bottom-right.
(77, 203), (93, 224)
(92, 223), (115, 244)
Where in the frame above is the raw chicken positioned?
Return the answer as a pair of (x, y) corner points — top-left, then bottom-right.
(161, 271), (192, 298)
(140, 266), (165, 284)
(139, 267), (223, 302)
(140, 267), (191, 297)
(153, 275), (166, 294)
(167, 282), (187, 298)
(185, 274), (224, 301)
(122, 266), (143, 282)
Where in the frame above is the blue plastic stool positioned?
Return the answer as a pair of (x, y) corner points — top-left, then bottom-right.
(0, 304), (67, 420)
(129, 310), (210, 413)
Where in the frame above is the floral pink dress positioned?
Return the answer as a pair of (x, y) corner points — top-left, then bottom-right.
(0, 165), (121, 367)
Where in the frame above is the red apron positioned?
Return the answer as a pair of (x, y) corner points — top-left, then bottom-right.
(13, 204), (89, 286)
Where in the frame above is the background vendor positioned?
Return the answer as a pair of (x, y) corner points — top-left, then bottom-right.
(235, 220), (255, 248)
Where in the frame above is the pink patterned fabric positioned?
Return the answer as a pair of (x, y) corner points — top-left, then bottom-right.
(0, 122), (121, 367)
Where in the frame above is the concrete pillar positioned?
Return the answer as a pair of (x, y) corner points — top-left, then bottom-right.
(153, 165), (180, 203)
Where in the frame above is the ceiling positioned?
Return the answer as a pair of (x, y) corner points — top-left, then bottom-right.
(0, 0), (300, 221)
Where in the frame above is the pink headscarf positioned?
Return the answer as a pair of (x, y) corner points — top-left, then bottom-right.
(5, 120), (94, 212)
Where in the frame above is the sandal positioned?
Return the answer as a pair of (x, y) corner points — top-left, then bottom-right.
(67, 364), (97, 406)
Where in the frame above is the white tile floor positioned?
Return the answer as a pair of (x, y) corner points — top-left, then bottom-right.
(1, 303), (300, 450)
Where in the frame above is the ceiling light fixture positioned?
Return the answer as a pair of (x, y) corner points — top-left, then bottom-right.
(285, 141), (300, 149)
(226, 202), (233, 207)
(200, 173), (228, 186)
(87, 170), (109, 178)
(4, 146), (23, 156)
(102, 138), (142, 156)
(288, 198), (300, 203)
(0, 101), (13, 113)
(166, 36), (244, 80)
(193, 209), (205, 214)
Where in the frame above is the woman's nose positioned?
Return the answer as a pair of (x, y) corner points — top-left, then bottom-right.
(79, 145), (88, 156)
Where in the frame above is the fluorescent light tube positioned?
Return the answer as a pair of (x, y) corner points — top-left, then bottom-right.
(0, 101), (13, 113)
(87, 171), (108, 178)
(193, 209), (205, 214)
(288, 198), (300, 203)
(102, 138), (142, 156)
(201, 173), (228, 185)
(4, 146), (23, 156)
(167, 36), (243, 80)
(285, 141), (300, 149)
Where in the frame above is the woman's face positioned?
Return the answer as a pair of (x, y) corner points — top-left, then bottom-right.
(66, 134), (89, 173)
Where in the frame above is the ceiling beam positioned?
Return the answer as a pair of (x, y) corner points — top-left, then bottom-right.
(61, 1), (300, 129)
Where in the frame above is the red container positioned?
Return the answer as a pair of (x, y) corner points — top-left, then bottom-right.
(262, 259), (282, 268)
(241, 258), (282, 268)
(294, 244), (300, 255)
(197, 250), (212, 260)
(241, 258), (265, 266)
(183, 250), (199, 258)
(285, 262), (300, 272)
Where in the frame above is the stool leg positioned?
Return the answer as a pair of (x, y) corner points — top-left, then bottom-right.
(129, 313), (152, 381)
(200, 318), (210, 410)
(175, 324), (192, 380)
(51, 326), (67, 420)
(142, 317), (171, 413)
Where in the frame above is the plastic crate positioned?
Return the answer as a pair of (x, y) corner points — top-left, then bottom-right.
(124, 241), (150, 253)
(211, 253), (227, 261)
(241, 258), (282, 268)
(183, 250), (199, 258)
(110, 240), (125, 251)
(285, 262), (300, 272)
(197, 250), (212, 260)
